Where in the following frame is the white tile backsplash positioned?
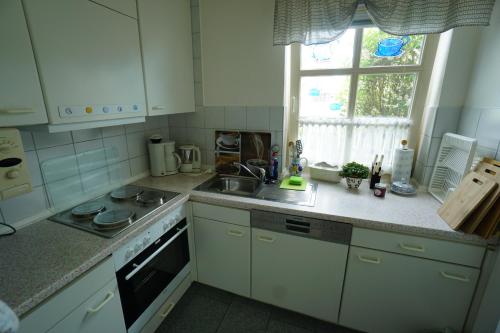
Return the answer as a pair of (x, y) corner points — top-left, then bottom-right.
(225, 107), (246, 130)
(269, 107), (284, 131)
(246, 107), (270, 130)
(2, 118), (169, 226)
(204, 107), (225, 128)
(104, 135), (129, 162)
(186, 110), (205, 128)
(130, 155), (149, 176)
(20, 131), (35, 151)
(33, 131), (73, 149)
(71, 128), (102, 143)
(25, 151), (42, 187)
(126, 132), (147, 158)
(475, 108), (500, 150)
(0, 186), (47, 224)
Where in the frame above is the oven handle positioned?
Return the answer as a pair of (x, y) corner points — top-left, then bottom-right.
(125, 224), (189, 281)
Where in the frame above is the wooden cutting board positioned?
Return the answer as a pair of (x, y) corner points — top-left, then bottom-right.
(438, 171), (498, 230)
(474, 158), (500, 238)
(461, 161), (500, 233)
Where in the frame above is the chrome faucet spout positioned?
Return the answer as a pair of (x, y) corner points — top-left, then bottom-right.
(233, 162), (266, 182)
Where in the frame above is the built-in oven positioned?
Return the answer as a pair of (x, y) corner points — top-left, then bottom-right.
(116, 218), (190, 332)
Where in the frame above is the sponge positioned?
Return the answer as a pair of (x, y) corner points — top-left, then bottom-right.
(288, 176), (304, 186)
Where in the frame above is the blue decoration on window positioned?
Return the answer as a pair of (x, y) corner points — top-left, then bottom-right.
(375, 36), (410, 57)
(309, 88), (320, 96)
(312, 44), (332, 62)
(329, 103), (342, 111)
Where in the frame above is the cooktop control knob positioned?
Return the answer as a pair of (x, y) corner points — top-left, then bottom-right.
(125, 248), (134, 260)
(143, 236), (151, 246)
(163, 223), (169, 232)
(6, 170), (19, 179)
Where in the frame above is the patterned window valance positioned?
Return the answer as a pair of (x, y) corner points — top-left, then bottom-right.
(273, 0), (496, 45)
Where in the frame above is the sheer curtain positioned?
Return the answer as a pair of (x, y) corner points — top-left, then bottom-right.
(274, 0), (495, 45)
(299, 117), (411, 170)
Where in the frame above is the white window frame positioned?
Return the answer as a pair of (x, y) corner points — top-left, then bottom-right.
(287, 27), (439, 166)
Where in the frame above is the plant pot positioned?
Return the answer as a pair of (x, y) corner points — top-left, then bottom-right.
(345, 177), (363, 189)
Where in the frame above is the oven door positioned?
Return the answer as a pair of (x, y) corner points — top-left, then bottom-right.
(116, 219), (190, 330)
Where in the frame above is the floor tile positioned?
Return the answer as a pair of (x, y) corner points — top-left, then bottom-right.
(270, 307), (318, 331)
(156, 294), (228, 333)
(190, 282), (236, 304)
(217, 299), (271, 333)
(267, 320), (313, 333)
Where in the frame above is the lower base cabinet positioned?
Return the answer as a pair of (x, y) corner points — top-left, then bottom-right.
(251, 228), (348, 323)
(47, 278), (125, 333)
(194, 217), (250, 297)
(339, 246), (480, 333)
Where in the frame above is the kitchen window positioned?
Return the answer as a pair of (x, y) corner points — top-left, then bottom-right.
(288, 27), (436, 169)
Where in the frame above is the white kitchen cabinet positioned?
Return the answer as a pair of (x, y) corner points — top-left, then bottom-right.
(193, 217), (250, 297)
(200, 0), (285, 106)
(251, 228), (348, 323)
(340, 246), (480, 333)
(20, 257), (123, 333)
(0, 0), (47, 126)
(47, 278), (125, 333)
(22, 0), (146, 126)
(138, 0), (195, 116)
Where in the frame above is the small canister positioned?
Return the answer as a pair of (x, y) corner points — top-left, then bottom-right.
(374, 183), (387, 198)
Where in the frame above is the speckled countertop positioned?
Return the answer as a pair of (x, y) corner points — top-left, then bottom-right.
(0, 172), (494, 318)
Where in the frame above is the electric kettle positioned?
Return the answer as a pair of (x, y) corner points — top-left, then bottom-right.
(178, 145), (201, 173)
(148, 135), (182, 176)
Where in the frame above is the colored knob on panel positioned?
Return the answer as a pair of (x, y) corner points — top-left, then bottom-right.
(103, 106), (110, 113)
(125, 248), (134, 260)
(85, 106), (93, 114)
(64, 107), (72, 115)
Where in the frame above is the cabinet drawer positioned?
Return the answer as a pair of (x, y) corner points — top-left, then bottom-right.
(192, 202), (250, 227)
(140, 274), (192, 333)
(351, 228), (485, 267)
(48, 278), (125, 333)
(20, 257), (116, 333)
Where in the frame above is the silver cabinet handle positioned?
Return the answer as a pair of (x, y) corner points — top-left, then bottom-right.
(227, 229), (244, 237)
(0, 108), (35, 114)
(125, 224), (189, 281)
(159, 303), (175, 318)
(399, 242), (425, 252)
(257, 235), (275, 243)
(152, 105), (166, 110)
(440, 271), (470, 282)
(87, 291), (114, 314)
(357, 254), (381, 264)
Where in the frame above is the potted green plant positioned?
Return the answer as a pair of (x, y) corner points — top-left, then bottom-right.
(339, 161), (370, 189)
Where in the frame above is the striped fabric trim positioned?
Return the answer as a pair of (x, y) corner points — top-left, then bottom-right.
(273, 0), (496, 45)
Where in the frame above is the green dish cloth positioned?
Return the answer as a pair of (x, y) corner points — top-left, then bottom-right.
(280, 177), (307, 191)
(289, 176), (303, 185)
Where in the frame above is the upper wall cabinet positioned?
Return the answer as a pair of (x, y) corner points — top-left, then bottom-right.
(90, 0), (138, 18)
(0, 0), (48, 127)
(22, 0), (146, 126)
(200, 0), (285, 107)
(138, 0), (195, 116)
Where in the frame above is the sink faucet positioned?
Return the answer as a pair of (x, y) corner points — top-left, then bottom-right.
(233, 162), (266, 182)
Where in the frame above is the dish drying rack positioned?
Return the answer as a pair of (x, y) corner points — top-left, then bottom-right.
(428, 133), (477, 203)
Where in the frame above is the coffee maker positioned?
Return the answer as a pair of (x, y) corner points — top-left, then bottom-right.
(148, 135), (182, 176)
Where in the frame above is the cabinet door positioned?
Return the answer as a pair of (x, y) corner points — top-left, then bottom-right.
(251, 228), (348, 323)
(48, 278), (126, 333)
(138, 0), (195, 116)
(194, 217), (250, 297)
(0, 0), (47, 126)
(91, 0), (137, 18)
(23, 0), (146, 124)
(340, 247), (480, 333)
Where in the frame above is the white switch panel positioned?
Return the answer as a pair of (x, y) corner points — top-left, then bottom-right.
(0, 128), (32, 200)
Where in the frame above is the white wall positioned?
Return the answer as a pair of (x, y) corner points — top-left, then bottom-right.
(458, 1), (500, 160)
(0, 118), (169, 228)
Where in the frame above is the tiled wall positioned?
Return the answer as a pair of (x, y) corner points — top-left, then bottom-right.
(458, 108), (500, 160)
(0, 116), (169, 227)
(168, 0), (285, 168)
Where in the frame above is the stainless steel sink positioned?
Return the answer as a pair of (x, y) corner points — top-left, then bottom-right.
(196, 176), (261, 196)
(195, 175), (317, 206)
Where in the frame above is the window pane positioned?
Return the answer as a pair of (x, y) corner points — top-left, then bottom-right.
(300, 76), (350, 119)
(301, 29), (355, 70)
(354, 73), (417, 118)
(360, 28), (425, 67)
